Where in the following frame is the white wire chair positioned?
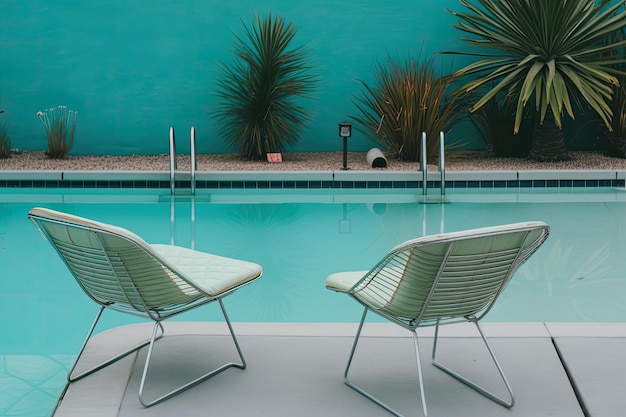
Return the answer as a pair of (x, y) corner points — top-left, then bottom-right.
(326, 221), (550, 416)
(29, 207), (263, 407)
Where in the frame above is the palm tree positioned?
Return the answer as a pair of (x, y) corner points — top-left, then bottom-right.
(446, 0), (626, 162)
(212, 13), (318, 160)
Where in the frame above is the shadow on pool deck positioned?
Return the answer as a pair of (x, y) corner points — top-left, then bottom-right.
(52, 322), (626, 417)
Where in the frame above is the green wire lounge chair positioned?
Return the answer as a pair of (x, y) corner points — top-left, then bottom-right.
(28, 207), (263, 407)
(326, 221), (549, 416)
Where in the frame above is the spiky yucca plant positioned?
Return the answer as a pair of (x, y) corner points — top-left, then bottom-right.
(213, 13), (317, 160)
(447, 0), (626, 162)
(353, 54), (464, 162)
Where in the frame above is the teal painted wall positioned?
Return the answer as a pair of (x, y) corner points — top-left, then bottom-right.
(0, 0), (466, 155)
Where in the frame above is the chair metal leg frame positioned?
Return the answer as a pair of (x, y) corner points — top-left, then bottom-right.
(138, 299), (247, 407)
(68, 305), (165, 382)
(344, 307), (429, 417)
(431, 320), (515, 408)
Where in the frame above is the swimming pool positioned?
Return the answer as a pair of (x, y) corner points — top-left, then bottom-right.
(2, 186), (626, 416)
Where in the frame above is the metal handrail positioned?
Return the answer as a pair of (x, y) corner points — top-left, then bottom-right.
(439, 131), (445, 196)
(421, 132), (427, 196)
(169, 127), (176, 195)
(169, 126), (197, 195)
(420, 131), (446, 198)
(190, 126), (196, 196)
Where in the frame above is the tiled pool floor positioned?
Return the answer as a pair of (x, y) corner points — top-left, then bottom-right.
(52, 322), (626, 417)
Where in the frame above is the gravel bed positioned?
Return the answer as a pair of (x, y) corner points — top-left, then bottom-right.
(2, 150), (626, 171)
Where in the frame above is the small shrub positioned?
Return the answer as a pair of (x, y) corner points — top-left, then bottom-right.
(352, 54), (464, 163)
(36, 105), (77, 159)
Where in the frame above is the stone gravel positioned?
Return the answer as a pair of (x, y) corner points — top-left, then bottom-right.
(2, 150), (626, 171)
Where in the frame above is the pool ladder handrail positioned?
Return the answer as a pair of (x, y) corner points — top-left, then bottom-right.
(439, 131), (446, 196)
(420, 131), (445, 196)
(169, 126), (197, 195)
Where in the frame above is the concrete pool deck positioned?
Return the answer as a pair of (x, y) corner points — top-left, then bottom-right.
(52, 321), (626, 417)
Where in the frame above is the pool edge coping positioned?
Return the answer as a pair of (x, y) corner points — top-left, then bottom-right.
(1, 168), (626, 189)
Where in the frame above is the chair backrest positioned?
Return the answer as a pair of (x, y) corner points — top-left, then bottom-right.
(350, 221), (549, 328)
(29, 207), (205, 320)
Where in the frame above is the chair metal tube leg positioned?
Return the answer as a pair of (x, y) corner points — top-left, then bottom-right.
(343, 307), (368, 384)
(68, 306), (104, 382)
(411, 330), (428, 417)
(431, 321), (515, 408)
(344, 307), (425, 417)
(68, 307), (164, 382)
(138, 299), (247, 408)
(219, 298), (247, 370)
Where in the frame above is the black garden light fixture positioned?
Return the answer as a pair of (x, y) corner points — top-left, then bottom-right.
(338, 122), (352, 170)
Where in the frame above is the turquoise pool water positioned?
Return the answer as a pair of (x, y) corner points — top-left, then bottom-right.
(2, 187), (626, 416)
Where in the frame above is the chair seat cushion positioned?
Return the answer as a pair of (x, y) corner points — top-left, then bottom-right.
(325, 271), (367, 292)
(151, 244), (262, 296)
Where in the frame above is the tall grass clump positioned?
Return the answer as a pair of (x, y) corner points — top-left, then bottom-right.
(36, 105), (77, 159)
(352, 54), (464, 163)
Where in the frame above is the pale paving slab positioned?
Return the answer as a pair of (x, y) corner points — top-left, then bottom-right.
(53, 322), (584, 417)
(548, 322), (626, 417)
(52, 325), (148, 417)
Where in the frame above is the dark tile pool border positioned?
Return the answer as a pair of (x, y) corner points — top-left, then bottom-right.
(2, 179), (625, 189)
(1, 170), (625, 189)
